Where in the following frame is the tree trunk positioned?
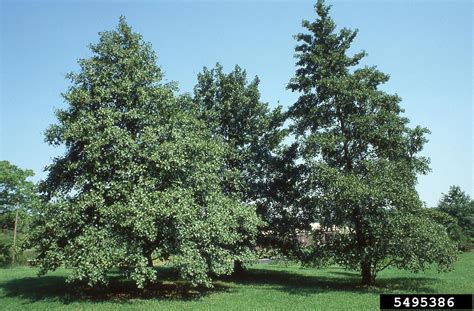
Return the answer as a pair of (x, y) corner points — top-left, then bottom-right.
(144, 252), (155, 289)
(361, 260), (374, 286)
(233, 260), (245, 276)
(12, 209), (19, 266)
(146, 254), (154, 268)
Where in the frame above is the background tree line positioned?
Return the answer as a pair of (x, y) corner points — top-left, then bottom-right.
(1, 0), (470, 287)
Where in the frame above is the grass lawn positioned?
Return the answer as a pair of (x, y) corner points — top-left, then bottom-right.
(0, 252), (472, 310)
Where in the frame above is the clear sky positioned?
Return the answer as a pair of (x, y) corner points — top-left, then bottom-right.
(1, 0), (472, 206)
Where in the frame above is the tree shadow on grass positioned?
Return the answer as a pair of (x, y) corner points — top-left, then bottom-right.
(324, 270), (441, 292)
(0, 266), (438, 304)
(0, 267), (231, 304)
(222, 267), (438, 296)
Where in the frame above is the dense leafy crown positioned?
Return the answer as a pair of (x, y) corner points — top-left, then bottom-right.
(435, 186), (474, 250)
(30, 18), (259, 288)
(0, 161), (35, 211)
(193, 64), (287, 202)
(193, 64), (297, 248)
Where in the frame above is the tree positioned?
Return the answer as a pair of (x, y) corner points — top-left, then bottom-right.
(287, 0), (457, 285)
(28, 18), (259, 288)
(435, 186), (474, 250)
(0, 161), (37, 265)
(193, 64), (286, 203)
(193, 65), (301, 259)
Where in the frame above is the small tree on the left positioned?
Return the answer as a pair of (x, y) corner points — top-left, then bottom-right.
(28, 18), (259, 288)
(0, 161), (37, 265)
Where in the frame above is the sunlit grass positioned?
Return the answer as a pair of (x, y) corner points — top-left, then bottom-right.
(0, 252), (472, 310)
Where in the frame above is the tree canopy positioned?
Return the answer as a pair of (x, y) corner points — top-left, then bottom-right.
(435, 186), (474, 250)
(193, 64), (299, 252)
(0, 161), (36, 213)
(287, 0), (457, 285)
(28, 18), (259, 288)
(193, 64), (286, 203)
(0, 161), (37, 265)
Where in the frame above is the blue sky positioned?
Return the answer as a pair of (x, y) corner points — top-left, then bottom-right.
(1, 0), (472, 206)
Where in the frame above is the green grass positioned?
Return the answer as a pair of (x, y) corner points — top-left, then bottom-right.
(1, 252), (472, 310)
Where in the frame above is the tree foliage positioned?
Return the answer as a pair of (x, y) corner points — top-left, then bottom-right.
(193, 64), (286, 202)
(0, 161), (36, 212)
(193, 65), (299, 252)
(0, 161), (37, 265)
(28, 18), (259, 288)
(435, 186), (474, 250)
(288, 0), (457, 285)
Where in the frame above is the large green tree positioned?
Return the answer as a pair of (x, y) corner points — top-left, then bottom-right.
(288, 0), (457, 285)
(28, 18), (259, 288)
(193, 65), (301, 255)
(0, 161), (37, 265)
